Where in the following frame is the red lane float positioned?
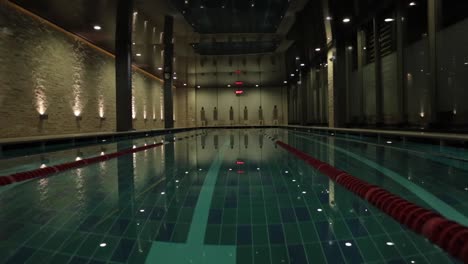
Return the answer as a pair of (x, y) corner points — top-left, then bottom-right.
(0, 134), (201, 187)
(273, 137), (468, 263)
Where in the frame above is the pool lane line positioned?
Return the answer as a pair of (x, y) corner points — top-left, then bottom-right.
(0, 133), (203, 187)
(292, 133), (468, 226)
(145, 141), (236, 264)
(265, 133), (468, 263)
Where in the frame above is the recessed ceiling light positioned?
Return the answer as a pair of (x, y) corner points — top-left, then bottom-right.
(409, 2), (416, 6)
(315, 48), (321, 51)
(291, 73), (295, 77)
(386, 242), (395, 246)
(184, 83), (187, 86)
(300, 63), (305, 67)
(158, 67), (163, 70)
(173, 76), (177, 79)
(227, 84), (231, 87)
(136, 53), (142, 57)
(93, 25), (102, 30)
(99, 243), (107, 247)
(326, 16), (332, 21)
(345, 242), (352, 247)
(256, 84), (259, 87)
(343, 18), (351, 23)
(384, 18), (395, 22)
(296, 57), (300, 60)
(197, 85), (201, 88)
(283, 81), (287, 84)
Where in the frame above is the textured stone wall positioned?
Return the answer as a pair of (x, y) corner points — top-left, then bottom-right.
(0, 1), (164, 138)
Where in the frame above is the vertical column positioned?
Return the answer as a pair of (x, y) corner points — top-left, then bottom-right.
(345, 44), (352, 124)
(311, 70), (319, 123)
(327, 48), (336, 127)
(297, 72), (305, 125)
(396, 0), (408, 125)
(163, 16), (174, 129)
(373, 18), (383, 126)
(303, 72), (310, 125)
(356, 29), (365, 123)
(333, 39), (347, 127)
(115, 0), (134, 132)
(145, 23), (154, 74)
(319, 69), (326, 124)
(428, 0), (441, 126)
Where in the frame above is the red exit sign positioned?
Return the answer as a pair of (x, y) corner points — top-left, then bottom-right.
(235, 90), (244, 95)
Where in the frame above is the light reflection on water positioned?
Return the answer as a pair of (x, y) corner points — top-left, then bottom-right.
(0, 130), (464, 263)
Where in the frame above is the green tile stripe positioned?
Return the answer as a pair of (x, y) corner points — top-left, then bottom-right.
(187, 140), (228, 244)
(145, 141), (236, 264)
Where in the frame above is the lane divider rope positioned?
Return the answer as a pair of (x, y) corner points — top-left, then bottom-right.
(0, 133), (202, 187)
(268, 134), (468, 263)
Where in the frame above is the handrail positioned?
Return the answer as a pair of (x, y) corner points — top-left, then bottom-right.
(283, 125), (468, 142)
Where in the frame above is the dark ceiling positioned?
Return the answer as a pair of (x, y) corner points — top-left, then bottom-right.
(192, 40), (280, 55)
(172, 0), (290, 34)
(8, 0), (303, 87)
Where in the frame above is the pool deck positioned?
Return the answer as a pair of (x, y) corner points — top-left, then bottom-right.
(1, 125), (467, 156)
(285, 125), (468, 142)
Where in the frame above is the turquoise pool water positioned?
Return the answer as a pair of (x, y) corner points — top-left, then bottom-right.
(0, 128), (466, 263)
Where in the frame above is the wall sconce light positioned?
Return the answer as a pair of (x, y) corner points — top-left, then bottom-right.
(39, 114), (49, 120)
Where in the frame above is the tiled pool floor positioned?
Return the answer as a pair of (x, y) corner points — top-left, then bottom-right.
(0, 129), (464, 263)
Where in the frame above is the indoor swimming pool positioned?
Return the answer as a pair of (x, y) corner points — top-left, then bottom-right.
(0, 128), (466, 264)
